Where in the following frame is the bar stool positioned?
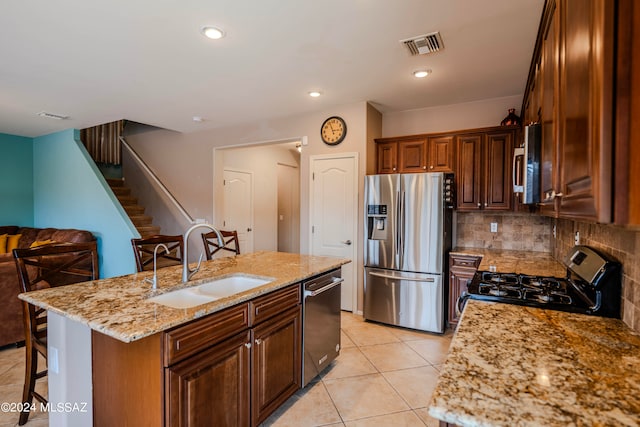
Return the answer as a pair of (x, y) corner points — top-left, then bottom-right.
(201, 230), (240, 260)
(13, 241), (99, 426)
(131, 235), (184, 272)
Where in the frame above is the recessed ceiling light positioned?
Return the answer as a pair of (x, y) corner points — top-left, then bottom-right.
(308, 91), (322, 98)
(192, 116), (204, 123)
(201, 26), (225, 40)
(413, 69), (432, 78)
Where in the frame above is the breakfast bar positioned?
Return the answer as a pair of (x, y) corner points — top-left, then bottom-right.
(428, 299), (640, 426)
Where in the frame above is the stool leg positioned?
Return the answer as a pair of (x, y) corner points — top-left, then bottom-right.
(18, 345), (38, 425)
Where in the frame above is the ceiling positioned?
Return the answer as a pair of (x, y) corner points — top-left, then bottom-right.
(0, 0), (544, 138)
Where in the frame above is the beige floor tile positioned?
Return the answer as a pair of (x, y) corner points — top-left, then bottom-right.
(261, 381), (341, 427)
(344, 410), (427, 427)
(0, 348), (23, 376)
(388, 326), (438, 342)
(341, 331), (356, 349)
(0, 362), (24, 387)
(321, 347), (377, 380)
(359, 343), (427, 372)
(413, 408), (441, 427)
(324, 373), (409, 421)
(405, 338), (451, 365)
(382, 366), (440, 409)
(342, 323), (400, 347)
(0, 384), (23, 426)
(340, 311), (364, 326)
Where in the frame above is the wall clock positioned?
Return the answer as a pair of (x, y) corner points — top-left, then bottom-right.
(321, 116), (347, 145)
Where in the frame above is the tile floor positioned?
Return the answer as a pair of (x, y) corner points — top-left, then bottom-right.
(0, 312), (453, 427)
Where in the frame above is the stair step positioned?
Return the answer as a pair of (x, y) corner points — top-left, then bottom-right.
(129, 215), (153, 226)
(106, 178), (125, 187)
(117, 194), (138, 205)
(110, 186), (131, 197)
(124, 205), (145, 215)
(138, 226), (161, 238)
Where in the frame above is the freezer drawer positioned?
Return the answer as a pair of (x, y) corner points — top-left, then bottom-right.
(363, 267), (444, 333)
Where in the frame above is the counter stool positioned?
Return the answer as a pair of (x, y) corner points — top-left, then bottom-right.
(13, 241), (99, 426)
(131, 235), (184, 272)
(201, 230), (240, 260)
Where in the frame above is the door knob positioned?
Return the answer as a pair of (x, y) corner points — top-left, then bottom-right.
(342, 240), (352, 245)
(247, 228), (252, 232)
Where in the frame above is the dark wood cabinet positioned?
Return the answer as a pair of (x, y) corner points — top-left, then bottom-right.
(456, 129), (514, 211)
(92, 283), (303, 427)
(166, 331), (251, 427)
(428, 136), (455, 172)
(448, 255), (480, 326)
(523, 0), (617, 223)
(398, 138), (428, 172)
(376, 141), (398, 174)
(251, 306), (302, 426)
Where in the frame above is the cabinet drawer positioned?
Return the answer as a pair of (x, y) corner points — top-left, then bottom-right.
(450, 255), (481, 269)
(250, 284), (301, 326)
(164, 303), (249, 366)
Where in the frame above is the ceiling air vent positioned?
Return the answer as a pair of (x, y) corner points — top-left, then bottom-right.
(401, 31), (444, 56)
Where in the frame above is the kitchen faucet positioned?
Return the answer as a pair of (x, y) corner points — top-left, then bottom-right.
(182, 223), (225, 283)
(144, 243), (169, 290)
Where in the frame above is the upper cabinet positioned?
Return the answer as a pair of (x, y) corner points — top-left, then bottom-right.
(375, 134), (455, 174)
(523, 0), (620, 223)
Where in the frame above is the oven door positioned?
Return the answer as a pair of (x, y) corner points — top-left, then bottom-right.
(364, 267), (444, 333)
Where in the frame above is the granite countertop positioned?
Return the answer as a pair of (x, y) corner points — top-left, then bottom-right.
(19, 251), (349, 343)
(450, 247), (567, 277)
(429, 300), (640, 426)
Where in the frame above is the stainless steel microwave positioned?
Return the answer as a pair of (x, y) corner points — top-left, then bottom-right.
(513, 123), (541, 204)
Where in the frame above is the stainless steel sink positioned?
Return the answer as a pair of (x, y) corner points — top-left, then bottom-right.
(147, 274), (274, 309)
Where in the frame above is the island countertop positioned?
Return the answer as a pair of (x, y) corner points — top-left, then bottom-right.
(428, 300), (640, 426)
(18, 251), (349, 343)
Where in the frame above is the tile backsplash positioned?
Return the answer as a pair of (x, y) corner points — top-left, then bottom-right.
(456, 212), (551, 252)
(552, 218), (640, 333)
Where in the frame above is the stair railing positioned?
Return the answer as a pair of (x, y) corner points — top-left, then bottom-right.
(119, 137), (195, 225)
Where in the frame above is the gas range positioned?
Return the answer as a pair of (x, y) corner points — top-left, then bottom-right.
(461, 246), (621, 318)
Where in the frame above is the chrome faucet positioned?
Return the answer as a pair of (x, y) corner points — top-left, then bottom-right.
(144, 243), (169, 290)
(182, 223), (224, 283)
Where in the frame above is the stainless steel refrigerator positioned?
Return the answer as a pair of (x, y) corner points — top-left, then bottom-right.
(364, 173), (452, 333)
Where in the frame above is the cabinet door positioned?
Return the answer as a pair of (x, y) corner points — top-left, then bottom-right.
(540, 1), (560, 216)
(428, 136), (455, 172)
(456, 134), (483, 210)
(483, 131), (513, 210)
(398, 138), (427, 173)
(557, 0), (613, 222)
(448, 256), (480, 326)
(251, 306), (302, 426)
(165, 331), (251, 427)
(376, 142), (397, 174)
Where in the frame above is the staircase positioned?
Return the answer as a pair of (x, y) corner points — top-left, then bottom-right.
(106, 178), (161, 238)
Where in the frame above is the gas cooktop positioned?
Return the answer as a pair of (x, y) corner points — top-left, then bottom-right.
(462, 246), (621, 318)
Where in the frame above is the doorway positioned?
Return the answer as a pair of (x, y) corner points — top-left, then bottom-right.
(277, 163), (300, 253)
(223, 169), (254, 254)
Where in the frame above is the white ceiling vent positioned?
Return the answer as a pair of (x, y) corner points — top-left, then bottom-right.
(401, 32), (444, 56)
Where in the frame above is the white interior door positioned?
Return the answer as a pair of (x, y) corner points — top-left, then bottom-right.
(223, 169), (254, 253)
(310, 154), (358, 311)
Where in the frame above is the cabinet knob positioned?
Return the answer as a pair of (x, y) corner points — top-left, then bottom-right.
(423, 166), (427, 170)
(393, 167), (397, 171)
(430, 165), (434, 170)
(484, 203), (488, 207)
(477, 203), (481, 207)
(255, 338), (263, 345)
(244, 342), (252, 349)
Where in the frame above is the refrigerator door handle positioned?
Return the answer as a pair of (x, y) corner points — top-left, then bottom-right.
(395, 190), (401, 256)
(369, 271), (435, 283)
(400, 190), (406, 263)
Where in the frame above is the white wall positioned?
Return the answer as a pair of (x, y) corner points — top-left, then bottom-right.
(382, 95), (523, 136)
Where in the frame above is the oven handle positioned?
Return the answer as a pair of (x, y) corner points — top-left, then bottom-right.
(369, 271), (435, 283)
(304, 278), (343, 298)
(456, 291), (469, 317)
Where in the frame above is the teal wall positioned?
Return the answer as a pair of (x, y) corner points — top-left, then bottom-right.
(33, 129), (138, 278)
(0, 133), (34, 226)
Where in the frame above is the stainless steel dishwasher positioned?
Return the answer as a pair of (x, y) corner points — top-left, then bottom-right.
(302, 268), (342, 386)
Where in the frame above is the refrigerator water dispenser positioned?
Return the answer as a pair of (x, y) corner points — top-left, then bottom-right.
(367, 205), (388, 240)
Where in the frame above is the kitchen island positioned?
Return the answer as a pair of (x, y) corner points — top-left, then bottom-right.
(429, 299), (640, 426)
(19, 251), (349, 427)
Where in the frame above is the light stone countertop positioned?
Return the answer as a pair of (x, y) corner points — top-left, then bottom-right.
(450, 247), (567, 277)
(429, 299), (640, 427)
(18, 251), (349, 343)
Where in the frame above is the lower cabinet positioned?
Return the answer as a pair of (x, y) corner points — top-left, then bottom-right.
(92, 283), (302, 427)
(448, 255), (481, 326)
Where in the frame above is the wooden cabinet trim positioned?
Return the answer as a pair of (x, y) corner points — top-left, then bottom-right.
(250, 284), (301, 327)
